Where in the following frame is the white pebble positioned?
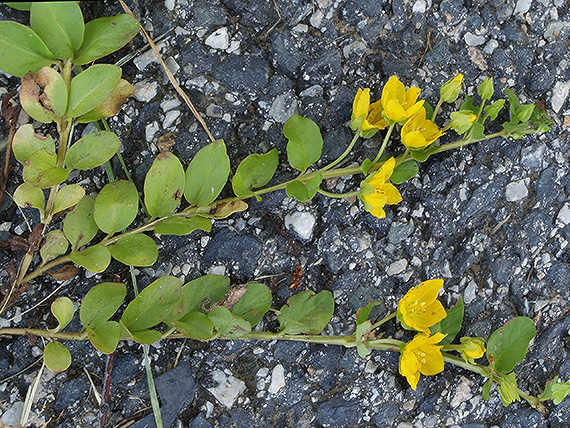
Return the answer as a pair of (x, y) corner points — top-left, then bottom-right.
(387, 259), (408, 276)
(505, 180), (528, 201)
(284, 211), (316, 240)
(463, 280), (477, 304)
(207, 370), (245, 409)
(464, 32), (486, 46)
(145, 122), (159, 142)
(1, 402), (24, 427)
(268, 364), (286, 394)
(551, 80), (570, 113)
(514, 0), (533, 14)
(134, 81), (158, 102)
(556, 203), (570, 227)
(163, 110), (180, 129)
(205, 27), (230, 50)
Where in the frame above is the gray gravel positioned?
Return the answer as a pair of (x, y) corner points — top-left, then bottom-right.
(1, 0), (570, 426)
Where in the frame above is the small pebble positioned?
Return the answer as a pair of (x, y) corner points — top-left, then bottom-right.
(205, 27), (230, 50)
(134, 81), (158, 102)
(551, 80), (570, 113)
(207, 370), (245, 409)
(464, 32), (486, 46)
(505, 180), (528, 201)
(556, 203), (570, 227)
(268, 364), (286, 394)
(387, 259), (408, 276)
(284, 211), (316, 240)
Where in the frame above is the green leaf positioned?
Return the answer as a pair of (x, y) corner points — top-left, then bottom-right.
(285, 174), (322, 202)
(20, 66), (68, 123)
(484, 99), (505, 121)
(40, 229), (69, 263)
(361, 158), (373, 175)
(231, 282), (272, 327)
(93, 180), (139, 235)
(430, 297), (464, 345)
(43, 341), (71, 372)
(129, 329), (163, 345)
(516, 104), (535, 123)
(12, 124), (55, 165)
(482, 380), (492, 401)
(539, 376), (570, 405)
(30, 1), (84, 59)
(74, 14), (140, 65)
(477, 77), (494, 101)
(184, 140), (230, 207)
(50, 297), (74, 332)
(65, 131), (120, 170)
(278, 290), (334, 335)
(23, 149), (69, 189)
(176, 275), (230, 322)
(232, 149), (279, 199)
(505, 88), (521, 118)
(121, 276), (182, 331)
(486, 316), (536, 373)
(63, 196), (98, 250)
(5, 3), (32, 11)
(87, 321), (121, 354)
(470, 122), (485, 140)
(144, 152), (185, 217)
(108, 234), (158, 267)
(355, 320), (372, 358)
(76, 79), (135, 123)
(355, 301), (383, 325)
(391, 160), (419, 184)
(284, 115), (323, 172)
(67, 64), (122, 118)
(173, 313), (215, 341)
(13, 183), (45, 214)
(70, 244), (111, 273)
(208, 306), (251, 339)
(52, 184), (85, 215)
(80, 282), (126, 329)
(460, 96), (478, 114)
(154, 216), (212, 236)
(498, 371), (520, 406)
(0, 21), (55, 78)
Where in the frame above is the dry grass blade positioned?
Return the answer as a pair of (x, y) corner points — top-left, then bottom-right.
(20, 361), (45, 426)
(118, 0), (216, 143)
(84, 367), (102, 406)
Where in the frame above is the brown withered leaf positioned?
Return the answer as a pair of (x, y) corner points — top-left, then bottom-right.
(0, 236), (29, 252)
(157, 132), (177, 152)
(211, 200), (248, 219)
(48, 264), (80, 281)
(20, 67), (66, 123)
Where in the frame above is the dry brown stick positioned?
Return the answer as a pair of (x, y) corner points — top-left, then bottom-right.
(118, 0), (216, 143)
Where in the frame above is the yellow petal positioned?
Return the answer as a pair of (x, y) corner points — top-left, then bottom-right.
(353, 88), (370, 119)
(381, 76), (405, 105)
(418, 345), (445, 375)
(405, 99), (425, 118)
(404, 87), (421, 108)
(403, 131), (428, 149)
(370, 205), (387, 218)
(384, 99), (406, 122)
(384, 183), (403, 205)
(409, 300), (447, 331)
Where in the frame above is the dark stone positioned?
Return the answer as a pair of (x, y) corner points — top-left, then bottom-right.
(301, 51), (342, 90)
(131, 363), (196, 428)
(439, 0), (467, 25)
(229, 408), (254, 428)
(179, 40), (218, 76)
(524, 63), (555, 97)
(185, 0), (227, 27)
(212, 56), (270, 95)
(270, 32), (304, 77)
(323, 86), (353, 130)
(190, 415), (213, 428)
(391, 0), (410, 32)
(373, 401), (399, 426)
(501, 408), (545, 427)
(273, 340), (307, 363)
(316, 397), (360, 428)
(55, 375), (90, 411)
(453, 249), (476, 276)
(545, 262), (570, 294)
(111, 353), (140, 384)
(131, 101), (159, 140)
(348, 286), (384, 311)
(202, 228), (262, 278)
(387, 221), (414, 244)
(462, 181), (503, 221)
(223, 0), (278, 31)
(503, 21), (529, 45)
(305, 345), (344, 372)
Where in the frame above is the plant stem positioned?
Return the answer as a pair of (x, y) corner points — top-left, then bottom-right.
(369, 311), (396, 331)
(319, 131), (360, 172)
(431, 97), (444, 121)
(372, 123), (395, 164)
(317, 189), (360, 199)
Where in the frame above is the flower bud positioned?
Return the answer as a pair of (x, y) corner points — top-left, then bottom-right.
(449, 111), (477, 134)
(459, 336), (486, 363)
(440, 74), (463, 103)
(477, 77), (494, 101)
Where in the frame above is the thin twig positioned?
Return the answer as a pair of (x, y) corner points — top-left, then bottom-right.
(118, 0), (215, 143)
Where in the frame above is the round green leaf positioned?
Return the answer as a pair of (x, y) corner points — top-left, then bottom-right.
(67, 64), (122, 118)
(108, 234), (158, 267)
(430, 297), (464, 345)
(40, 229), (69, 263)
(144, 152), (185, 217)
(93, 180), (138, 235)
(285, 174), (322, 202)
(208, 306), (251, 339)
(87, 321), (120, 354)
(176, 275), (230, 322)
(232, 149), (279, 199)
(63, 196), (98, 250)
(121, 276), (182, 331)
(278, 290), (334, 335)
(74, 14), (140, 65)
(5, 3), (32, 11)
(53, 184), (85, 215)
(44, 341), (71, 372)
(50, 296), (74, 332)
(153, 216), (212, 236)
(13, 183), (45, 214)
(231, 282), (272, 327)
(486, 316), (536, 373)
(173, 313), (215, 341)
(70, 244), (111, 273)
(65, 131), (120, 170)
(12, 124), (55, 165)
(30, 1), (84, 59)
(390, 160), (419, 184)
(0, 21), (55, 78)
(80, 282), (127, 329)
(184, 140), (230, 207)
(23, 149), (69, 189)
(20, 66), (68, 122)
(129, 329), (163, 345)
(284, 115), (323, 172)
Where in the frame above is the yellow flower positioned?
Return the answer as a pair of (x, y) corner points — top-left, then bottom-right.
(458, 336), (486, 363)
(440, 74), (464, 103)
(359, 157), (402, 218)
(400, 107), (445, 150)
(350, 88), (388, 137)
(399, 332), (447, 390)
(380, 76), (424, 124)
(397, 279), (447, 334)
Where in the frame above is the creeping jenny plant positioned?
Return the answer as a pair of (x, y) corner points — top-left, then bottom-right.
(0, 1), (568, 424)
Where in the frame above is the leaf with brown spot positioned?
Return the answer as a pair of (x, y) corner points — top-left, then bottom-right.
(76, 79), (135, 123)
(48, 264), (80, 281)
(20, 67), (67, 123)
